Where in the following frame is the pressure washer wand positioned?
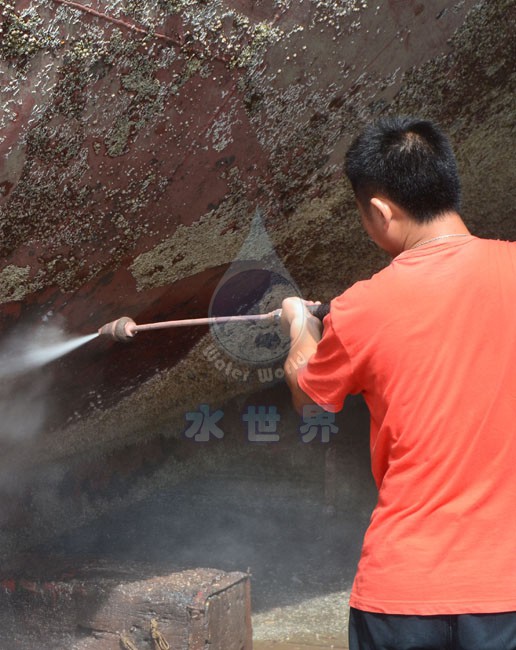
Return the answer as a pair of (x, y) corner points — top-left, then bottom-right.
(98, 304), (329, 342)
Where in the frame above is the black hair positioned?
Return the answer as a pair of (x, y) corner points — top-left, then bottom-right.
(344, 116), (461, 222)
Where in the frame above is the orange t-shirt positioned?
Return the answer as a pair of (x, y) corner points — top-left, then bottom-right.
(298, 236), (516, 615)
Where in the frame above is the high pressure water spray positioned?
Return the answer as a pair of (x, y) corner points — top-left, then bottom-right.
(98, 304), (330, 342)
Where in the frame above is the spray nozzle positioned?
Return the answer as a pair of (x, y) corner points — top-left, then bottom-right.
(97, 317), (137, 342)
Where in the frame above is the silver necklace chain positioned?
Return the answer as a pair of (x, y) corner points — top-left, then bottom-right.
(411, 233), (469, 250)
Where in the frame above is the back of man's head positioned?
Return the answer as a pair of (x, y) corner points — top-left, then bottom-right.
(345, 116), (461, 223)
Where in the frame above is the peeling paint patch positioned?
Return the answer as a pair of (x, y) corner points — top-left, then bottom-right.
(130, 200), (253, 290)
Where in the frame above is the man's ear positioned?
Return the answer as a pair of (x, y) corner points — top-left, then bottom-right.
(370, 197), (393, 230)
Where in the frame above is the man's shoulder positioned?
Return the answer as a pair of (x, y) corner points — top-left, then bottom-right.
(461, 235), (515, 251)
(331, 267), (393, 324)
(331, 236), (516, 314)
(334, 264), (394, 306)
(470, 236), (516, 261)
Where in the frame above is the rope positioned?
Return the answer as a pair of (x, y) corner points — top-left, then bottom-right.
(150, 618), (170, 650)
(119, 634), (139, 650)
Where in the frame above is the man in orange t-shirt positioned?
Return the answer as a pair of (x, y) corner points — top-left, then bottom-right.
(281, 116), (516, 649)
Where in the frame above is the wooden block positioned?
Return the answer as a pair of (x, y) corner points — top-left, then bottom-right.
(0, 561), (252, 650)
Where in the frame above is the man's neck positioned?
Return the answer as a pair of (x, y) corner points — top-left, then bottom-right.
(402, 212), (470, 252)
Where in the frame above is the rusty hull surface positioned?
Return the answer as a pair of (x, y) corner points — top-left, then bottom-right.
(0, 0), (515, 551)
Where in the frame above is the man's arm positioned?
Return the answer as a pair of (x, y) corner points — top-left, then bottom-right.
(280, 297), (323, 414)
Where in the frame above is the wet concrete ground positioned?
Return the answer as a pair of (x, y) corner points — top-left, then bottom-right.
(253, 594), (350, 648)
(255, 642), (347, 650)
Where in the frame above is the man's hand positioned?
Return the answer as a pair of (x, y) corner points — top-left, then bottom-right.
(280, 297), (323, 334)
(281, 297), (324, 413)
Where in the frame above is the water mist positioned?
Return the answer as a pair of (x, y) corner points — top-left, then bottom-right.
(0, 326), (97, 380)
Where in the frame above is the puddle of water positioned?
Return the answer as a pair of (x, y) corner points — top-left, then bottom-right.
(254, 641), (347, 650)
